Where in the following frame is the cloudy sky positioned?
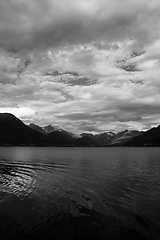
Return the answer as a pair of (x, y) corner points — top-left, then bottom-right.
(0, 0), (160, 133)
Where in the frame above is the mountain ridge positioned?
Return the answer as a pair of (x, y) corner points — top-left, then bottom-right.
(0, 113), (158, 147)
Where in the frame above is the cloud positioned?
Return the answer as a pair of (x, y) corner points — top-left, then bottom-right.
(93, 42), (119, 50)
(70, 50), (95, 67)
(0, 0), (160, 133)
(0, 107), (35, 118)
(0, 0), (159, 50)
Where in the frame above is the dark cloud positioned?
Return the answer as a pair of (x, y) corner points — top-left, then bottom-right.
(79, 125), (99, 133)
(45, 70), (97, 86)
(119, 103), (160, 115)
(66, 77), (97, 86)
(45, 71), (79, 77)
(114, 115), (142, 122)
(17, 59), (32, 77)
(129, 80), (144, 85)
(0, 0), (159, 50)
(117, 63), (139, 72)
(56, 111), (115, 122)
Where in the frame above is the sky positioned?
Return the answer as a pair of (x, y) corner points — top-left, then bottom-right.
(0, 0), (160, 133)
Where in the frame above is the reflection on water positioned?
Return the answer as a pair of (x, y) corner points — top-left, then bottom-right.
(0, 161), (36, 198)
(0, 147), (160, 239)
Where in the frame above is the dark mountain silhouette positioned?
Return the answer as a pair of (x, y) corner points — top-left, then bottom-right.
(0, 113), (159, 147)
(42, 124), (65, 133)
(79, 130), (142, 146)
(29, 123), (46, 134)
(75, 134), (99, 146)
(47, 130), (77, 145)
(0, 113), (46, 145)
(124, 125), (160, 146)
(29, 123), (78, 145)
(95, 132), (115, 145)
(80, 132), (115, 145)
(109, 130), (142, 146)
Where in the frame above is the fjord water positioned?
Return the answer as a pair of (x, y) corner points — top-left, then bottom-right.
(0, 148), (160, 240)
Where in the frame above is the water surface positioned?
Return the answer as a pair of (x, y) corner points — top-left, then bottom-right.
(0, 147), (160, 239)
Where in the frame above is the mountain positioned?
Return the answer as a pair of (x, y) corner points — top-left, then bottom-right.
(94, 132), (115, 145)
(47, 130), (77, 145)
(43, 125), (79, 144)
(0, 113), (46, 146)
(75, 135), (99, 146)
(80, 132), (116, 146)
(109, 130), (142, 146)
(30, 124), (99, 146)
(0, 115), (79, 146)
(0, 113), (157, 147)
(29, 123), (46, 134)
(29, 123), (79, 145)
(42, 125), (65, 133)
(124, 126), (160, 146)
(79, 130), (142, 146)
(29, 123), (66, 134)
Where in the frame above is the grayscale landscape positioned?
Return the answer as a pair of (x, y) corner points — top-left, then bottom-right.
(0, 0), (160, 239)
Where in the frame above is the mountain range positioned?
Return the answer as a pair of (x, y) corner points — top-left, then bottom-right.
(0, 113), (159, 147)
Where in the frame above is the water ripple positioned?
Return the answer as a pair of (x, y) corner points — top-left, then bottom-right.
(0, 148), (160, 240)
(0, 160), (36, 198)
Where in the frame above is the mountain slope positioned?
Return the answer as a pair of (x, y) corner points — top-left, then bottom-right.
(80, 132), (116, 145)
(0, 113), (46, 145)
(29, 123), (79, 145)
(47, 130), (77, 145)
(75, 135), (99, 146)
(124, 126), (160, 146)
(42, 125), (65, 133)
(29, 123), (46, 134)
(0, 113), (156, 147)
(94, 132), (115, 145)
(109, 130), (142, 146)
(80, 130), (142, 146)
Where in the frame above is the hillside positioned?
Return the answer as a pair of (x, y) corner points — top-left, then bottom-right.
(124, 125), (160, 146)
(1, 113), (159, 147)
(0, 113), (46, 145)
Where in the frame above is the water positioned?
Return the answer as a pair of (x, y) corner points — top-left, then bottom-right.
(0, 147), (160, 240)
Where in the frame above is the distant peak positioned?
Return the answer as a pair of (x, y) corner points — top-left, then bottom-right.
(45, 124), (52, 128)
(105, 131), (115, 136)
(42, 124), (65, 133)
(124, 129), (128, 132)
(29, 123), (36, 126)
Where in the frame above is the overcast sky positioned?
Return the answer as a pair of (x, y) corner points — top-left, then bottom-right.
(0, 0), (160, 133)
